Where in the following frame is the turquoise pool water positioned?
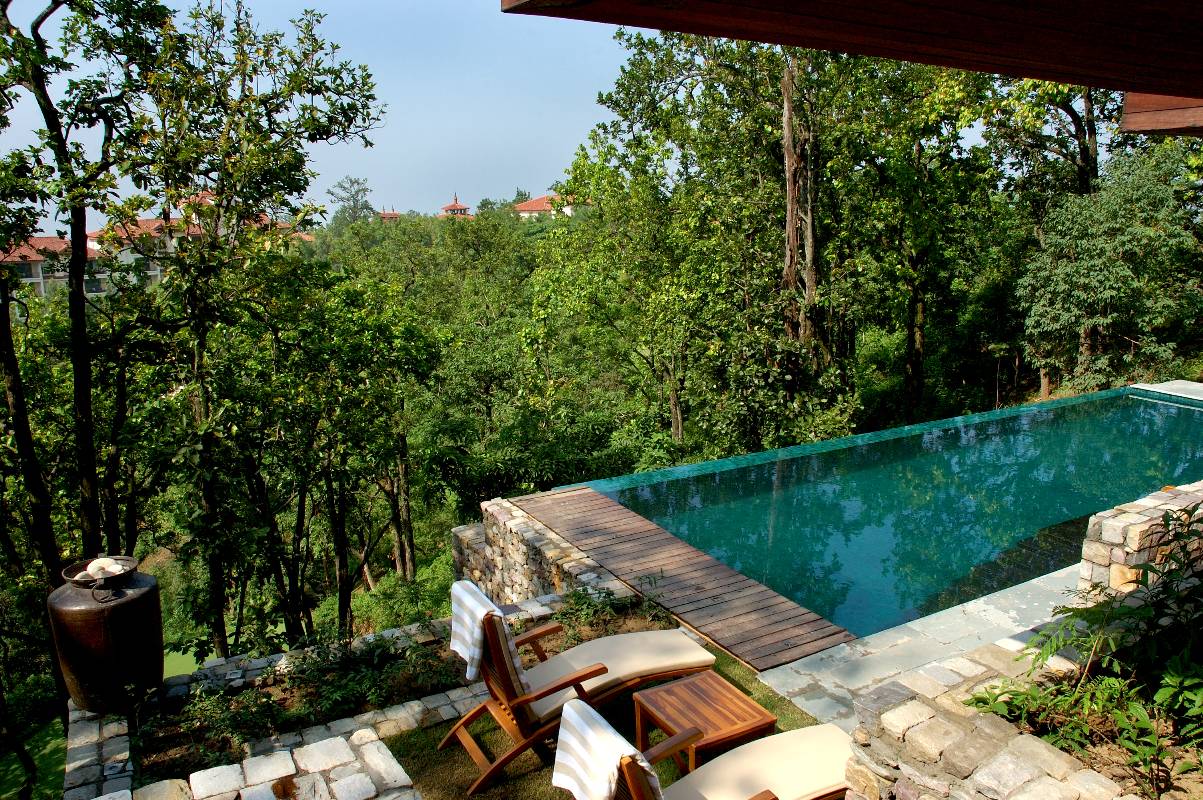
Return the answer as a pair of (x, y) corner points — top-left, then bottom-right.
(586, 388), (1203, 637)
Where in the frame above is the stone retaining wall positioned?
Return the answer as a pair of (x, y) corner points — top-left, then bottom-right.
(454, 498), (631, 605)
(1079, 480), (1203, 594)
(62, 593), (570, 800)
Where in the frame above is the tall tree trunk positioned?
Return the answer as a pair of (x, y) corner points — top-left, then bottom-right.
(23, 47), (102, 557)
(67, 208), (103, 557)
(781, 54), (823, 357)
(324, 468), (352, 640)
(381, 435), (417, 581)
(1077, 325), (1094, 377)
(781, 57), (805, 345)
(903, 281), (926, 420)
(122, 463), (139, 556)
(667, 378), (684, 443)
(1083, 89), (1098, 188)
(230, 573), (248, 653)
(241, 456), (303, 642)
(191, 322), (227, 657)
(290, 481), (311, 640)
(0, 286), (60, 586)
(101, 349), (129, 554)
(1040, 367), (1052, 399)
(395, 437), (416, 582)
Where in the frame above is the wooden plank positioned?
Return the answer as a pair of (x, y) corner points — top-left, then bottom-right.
(529, 493), (635, 517)
(655, 574), (767, 610)
(742, 626), (855, 661)
(565, 519), (669, 545)
(719, 613), (827, 647)
(501, 0), (1203, 97)
(552, 512), (660, 535)
(745, 631), (859, 670)
(697, 609), (825, 644)
(584, 535), (696, 562)
(649, 564), (747, 595)
(676, 591), (795, 627)
(511, 487), (854, 670)
(734, 622), (846, 659)
(670, 580), (777, 613)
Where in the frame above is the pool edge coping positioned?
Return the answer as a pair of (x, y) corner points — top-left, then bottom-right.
(574, 383), (1203, 494)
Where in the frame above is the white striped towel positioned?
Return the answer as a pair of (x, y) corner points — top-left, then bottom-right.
(449, 580), (500, 681)
(553, 699), (662, 800)
(449, 580), (530, 694)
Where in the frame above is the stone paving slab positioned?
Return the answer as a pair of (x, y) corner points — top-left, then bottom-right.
(1132, 379), (1203, 402)
(759, 565), (1079, 730)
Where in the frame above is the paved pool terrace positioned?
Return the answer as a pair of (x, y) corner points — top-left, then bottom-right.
(757, 564), (1079, 729)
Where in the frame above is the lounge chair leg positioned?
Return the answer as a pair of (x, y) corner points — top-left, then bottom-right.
(438, 700), (489, 750)
(465, 737), (540, 797)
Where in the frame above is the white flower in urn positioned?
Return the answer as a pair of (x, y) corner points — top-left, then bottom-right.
(85, 557), (127, 580)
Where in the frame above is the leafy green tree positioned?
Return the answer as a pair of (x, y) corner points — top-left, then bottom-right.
(327, 176), (377, 231)
(99, 0), (381, 657)
(1, 0), (172, 556)
(1019, 143), (1203, 391)
(983, 81), (1122, 199)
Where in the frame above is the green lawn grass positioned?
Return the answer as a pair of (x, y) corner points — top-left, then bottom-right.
(163, 648), (200, 678)
(0, 720), (66, 800)
(386, 644), (817, 800)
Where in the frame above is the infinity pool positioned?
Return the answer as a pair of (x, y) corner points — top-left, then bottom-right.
(587, 388), (1203, 637)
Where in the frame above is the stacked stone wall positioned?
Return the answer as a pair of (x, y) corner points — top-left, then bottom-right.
(454, 497), (630, 605)
(1080, 480), (1203, 594)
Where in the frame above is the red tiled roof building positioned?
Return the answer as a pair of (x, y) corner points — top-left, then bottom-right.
(437, 194), (474, 219)
(513, 193), (574, 219)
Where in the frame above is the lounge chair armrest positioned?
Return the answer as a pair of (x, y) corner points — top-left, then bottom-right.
(511, 662), (608, 708)
(642, 727), (704, 765)
(514, 622), (563, 661)
(746, 792), (779, 800)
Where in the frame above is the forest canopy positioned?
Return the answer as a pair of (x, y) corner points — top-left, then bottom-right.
(1, 7), (1202, 796)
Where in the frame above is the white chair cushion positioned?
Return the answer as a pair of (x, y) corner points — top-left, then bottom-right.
(527, 629), (715, 720)
(662, 724), (852, 800)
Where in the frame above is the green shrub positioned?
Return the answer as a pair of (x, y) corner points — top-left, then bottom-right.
(314, 551), (456, 639)
(181, 686), (284, 746)
(554, 586), (623, 646)
(279, 635), (461, 724)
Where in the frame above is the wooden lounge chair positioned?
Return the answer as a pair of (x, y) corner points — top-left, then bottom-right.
(555, 698), (851, 800)
(442, 582), (715, 796)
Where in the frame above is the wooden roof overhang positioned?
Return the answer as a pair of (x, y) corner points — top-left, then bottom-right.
(1121, 94), (1203, 137)
(501, 0), (1203, 136)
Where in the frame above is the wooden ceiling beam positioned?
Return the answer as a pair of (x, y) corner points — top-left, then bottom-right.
(501, 0), (1203, 97)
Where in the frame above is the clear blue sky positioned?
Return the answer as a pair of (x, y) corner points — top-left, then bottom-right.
(0, 0), (635, 227)
(290, 0), (631, 214)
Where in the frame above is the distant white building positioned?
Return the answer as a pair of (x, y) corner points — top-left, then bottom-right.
(513, 193), (574, 220)
(3, 193), (310, 298)
(0, 236), (112, 297)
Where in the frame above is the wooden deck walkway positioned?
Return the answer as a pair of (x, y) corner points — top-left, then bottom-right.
(511, 486), (855, 671)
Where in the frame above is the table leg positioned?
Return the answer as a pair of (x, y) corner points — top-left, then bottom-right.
(635, 703), (647, 752)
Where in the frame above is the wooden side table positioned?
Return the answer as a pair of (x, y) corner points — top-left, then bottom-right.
(633, 670), (777, 773)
